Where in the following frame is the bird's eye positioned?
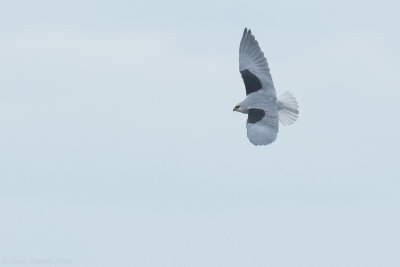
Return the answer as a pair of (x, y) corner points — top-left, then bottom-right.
(235, 105), (240, 109)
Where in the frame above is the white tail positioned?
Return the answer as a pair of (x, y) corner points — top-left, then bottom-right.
(277, 91), (299, 126)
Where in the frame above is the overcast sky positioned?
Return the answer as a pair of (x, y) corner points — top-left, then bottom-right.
(1, 0), (400, 266)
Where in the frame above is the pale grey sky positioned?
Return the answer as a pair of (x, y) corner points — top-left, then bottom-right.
(1, 0), (400, 266)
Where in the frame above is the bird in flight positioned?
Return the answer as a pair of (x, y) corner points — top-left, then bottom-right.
(233, 28), (299, 146)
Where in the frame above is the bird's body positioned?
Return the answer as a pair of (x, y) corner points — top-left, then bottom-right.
(233, 28), (299, 145)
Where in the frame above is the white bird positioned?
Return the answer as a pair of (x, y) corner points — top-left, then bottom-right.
(233, 28), (299, 146)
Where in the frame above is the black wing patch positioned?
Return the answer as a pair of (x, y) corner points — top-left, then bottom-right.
(240, 69), (262, 95)
(247, 108), (265, 124)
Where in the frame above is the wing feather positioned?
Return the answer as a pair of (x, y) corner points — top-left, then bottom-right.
(246, 117), (279, 146)
(239, 28), (276, 97)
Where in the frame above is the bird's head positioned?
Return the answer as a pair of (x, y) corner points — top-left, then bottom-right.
(233, 104), (248, 114)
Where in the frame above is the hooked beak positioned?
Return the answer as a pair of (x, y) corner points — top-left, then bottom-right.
(233, 107), (237, 112)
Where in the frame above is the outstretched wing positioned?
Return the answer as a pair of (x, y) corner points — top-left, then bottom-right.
(239, 28), (276, 98)
(246, 108), (279, 146)
(239, 28), (279, 145)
